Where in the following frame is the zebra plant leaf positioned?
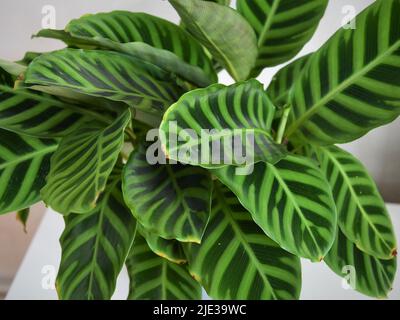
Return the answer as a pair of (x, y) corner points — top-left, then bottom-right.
(57, 168), (137, 300)
(24, 49), (184, 114)
(169, 0), (258, 81)
(267, 54), (311, 108)
(126, 233), (201, 300)
(286, 0), (400, 145)
(62, 11), (217, 84)
(0, 67), (13, 87)
(188, 181), (301, 299)
(0, 129), (57, 215)
(41, 109), (130, 215)
(237, 0), (327, 76)
(324, 228), (397, 298)
(122, 141), (212, 243)
(313, 145), (397, 259)
(139, 226), (187, 264)
(0, 86), (110, 138)
(213, 155), (337, 261)
(35, 29), (215, 88)
(160, 80), (287, 168)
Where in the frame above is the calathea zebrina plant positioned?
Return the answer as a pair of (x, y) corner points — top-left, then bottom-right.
(0, 0), (398, 300)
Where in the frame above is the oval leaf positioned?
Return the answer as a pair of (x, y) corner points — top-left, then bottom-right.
(286, 0), (400, 145)
(24, 49), (184, 114)
(126, 233), (201, 300)
(0, 129), (57, 215)
(213, 154), (337, 261)
(188, 181), (301, 299)
(0, 86), (110, 138)
(314, 145), (397, 259)
(169, 0), (258, 81)
(160, 80), (287, 168)
(324, 228), (397, 298)
(237, 0), (327, 75)
(41, 110), (130, 214)
(122, 141), (212, 243)
(57, 169), (137, 300)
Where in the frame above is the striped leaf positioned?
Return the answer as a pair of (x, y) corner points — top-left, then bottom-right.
(188, 181), (301, 300)
(160, 80), (287, 168)
(0, 58), (26, 77)
(313, 145), (396, 259)
(122, 142), (212, 243)
(205, 0), (230, 4)
(41, 110), (130, 215)
(0, 129), (57, 215)
(24, 49), (184, 114)
(126, 233), (201, 300)
(63, 11), (217, 84)
(139, 226), (187, 264)
(35, 29), (215, 88)
(213, 155), (337, 261)
(57, 169), (137, 300)
(324, 228), (397, 298)
(169, 0), (258, 81)
(267, 54), (311, 108)
(0, 67), (13, 87)
(0, 86), (110, 138)
(286, 0), (400, 145)
(237, 0), (327, 75)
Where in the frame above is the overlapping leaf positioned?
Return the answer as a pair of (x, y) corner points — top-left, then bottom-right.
(267, 54), (311, 108)
(0, 58), (26, 77)
(41, 109), (130, 214)
(237, 0), (327, 75)
(324, 228), (397, 298)
(24, 49), (184, 114)
(313, 145), (396, 259)
(63, 11), (217, 84)
(57, 169), (137, 300)
(213, 154), (337, 261)
(160, 80), (286, 168)
(139, 226), (187, 264)
(169, 0), (258, 81)
(188, 181), (301, 299)
(0, 129), (57, 215)
(122, 141), (212, 243)
(286, 0), (400, 145)
(0, 86), (110, 138)
(0, 67), (13, 87)
(35, 29), (215, 88)
(126, 233), (201, 300)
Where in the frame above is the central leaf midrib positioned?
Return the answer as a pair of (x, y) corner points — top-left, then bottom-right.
(286, 38), (400, 137)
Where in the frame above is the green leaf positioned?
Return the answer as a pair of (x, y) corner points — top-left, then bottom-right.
(324, 228), (397, 298)
(0, 129), (57, 215)
(35, 29), (215, 88)
(188, 181), (301, 299)
(139, 226), (187, 264)
(286, 0), (400, 145)
(0, 67), (13, 87)
(16, 207), (29, 233)
(63, 11), (217, 85)
(122, 141), (212, 243)
(17, 52), (42, 65)
(126, 233), (201, 300)
(213, 154), (337, 261)
(41, 109), (130, 214)
(313, 145), (397, 259)
(56, 168), (137, 300)
(0, 85), (110, 138)
(0, 58), (26, 77)
(169, 0), (258, 81)
(160, 80), (287, 168)
(205, 0), (230, 4)
(237, 0), (327, 75)
(24, 49), (184, 114)
(267, 54), (311, 108)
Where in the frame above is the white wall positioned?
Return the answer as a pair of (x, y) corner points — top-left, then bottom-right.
(0, 0), (399, 201)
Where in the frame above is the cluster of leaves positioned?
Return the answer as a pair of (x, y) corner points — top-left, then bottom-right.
(0, 0), (399, 300)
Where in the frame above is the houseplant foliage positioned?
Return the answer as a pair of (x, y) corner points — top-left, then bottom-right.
(0, 0), (399, 299)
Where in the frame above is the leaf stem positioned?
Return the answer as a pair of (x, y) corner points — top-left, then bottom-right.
(275, 105), (291, 144)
